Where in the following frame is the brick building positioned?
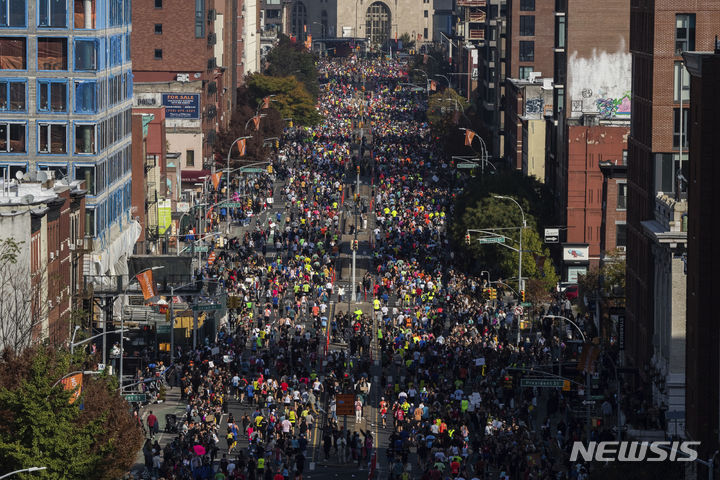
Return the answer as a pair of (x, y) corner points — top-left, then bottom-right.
(626, 0), (720, 412)
(683, 49), (720, 462)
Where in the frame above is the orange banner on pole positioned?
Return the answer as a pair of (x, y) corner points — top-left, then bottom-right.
(464, 129), (476, 147)
(61, 373), (83, 404)
(211, 172), (223, 190)
(238, 138), (247, 156)
(430, 80), (437, 91)
(263, 96), (271, 110)
(252, 115), (261, 131)
(136, 269), (157, 301)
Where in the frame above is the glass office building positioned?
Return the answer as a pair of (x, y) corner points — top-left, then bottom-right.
(0, 0), (134, 267)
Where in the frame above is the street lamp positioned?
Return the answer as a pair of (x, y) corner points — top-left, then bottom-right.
(412, 69), (429, 95)
(120, 266), (165, 392)
(493, 195), (526, 294)
(226, 136), (252, 233)
(543, 314), (586, 343)
(244, 114), (267, 132)
(0, 467), (47, 479)
(70, 327), (130, 355)
(434, 74), (451, 89)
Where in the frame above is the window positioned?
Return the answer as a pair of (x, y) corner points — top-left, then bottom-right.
(74, 38), (97, 70)
(674, 61), (690, 102)
(617, 182), (627, 209)
(75, 165), (95, 194)
(520, 0), (535, 11)
(154, 49), (162, 59)
(84, 207), (95, 236)
(38, 0), (66, 27)
(109, 0), (122, 26)
(195, 0), (205, 38)
(0, 122), (25, 152)
(622, 150), (628, 165)
(38, 123), (66, 154)
(0, 79), (24, 111)
(75, 124), (96, 154)
(0, 37), (25, 69)
(74, 80), (96, 113)
(673, 107), (688, 148)
(0, 0), (26, 27)
(423, 10), (428, 18)
(154, 0), (161, 7)
(423, 28), (428, 39)
(554, 87), (564, 117)
(186, 149), (195, 167)
(555, 15), (565, 49)
(74, 0), (96, 29)
(109, 34), (121, 66)
(519, 66), (533, 80)
(37, 80), (66, 112)
(38, 37), (67, 70)
(616, 223), (627, 248)
(154, 23), (162, 34)
(654, 153), (688, 194)
(675, 14), (695, 55)
(519, 16), (535, 36)
(519, 41), (534, 62)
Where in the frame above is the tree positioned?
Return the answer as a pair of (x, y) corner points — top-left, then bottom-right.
(265, 35), (319, 100)
(426, 88), (469, 140)
(0, 238), (49, 352)
(0, 346), (144, 479)
(247, 74), (321, 127)
(398, 33), (415, 50)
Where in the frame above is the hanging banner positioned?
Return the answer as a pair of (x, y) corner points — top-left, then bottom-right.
(263, 96), (271, 109)
(136, 269), (158, 301)
(158, 199), (172, 235)
(252, 115), (261, 131)
(211, 172), (223, 190)
(61, 373), (83, 404)
(464, 129), (476, 146)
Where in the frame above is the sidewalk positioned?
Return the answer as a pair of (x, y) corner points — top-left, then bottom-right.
(127, 387), (188, 478)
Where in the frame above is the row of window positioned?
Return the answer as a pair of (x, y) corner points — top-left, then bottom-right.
(0, 110), (130, 157)
(85, 181), (131, 237)
(0, 34), (130, 71)
(0, 73), (131, 114)
(0, 0), (130, 30)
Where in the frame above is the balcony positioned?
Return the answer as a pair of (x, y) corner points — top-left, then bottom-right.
(457, 0), (486, 6)
(468, 11), (486, 22)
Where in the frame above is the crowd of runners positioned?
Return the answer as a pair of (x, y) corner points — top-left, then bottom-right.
(133, 57), (597, 480)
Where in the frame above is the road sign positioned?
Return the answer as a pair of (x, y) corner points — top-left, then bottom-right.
(520, 378), (568, 388)
(457, 163), (479, 169)
(123, 393), (147, 403)
(590, 395), (605, 401)
(612, 425), (629, 432)
(514, 306), (524, 316)
(194, 246), (209, 253)
(477, 236), (505, 244)
(193, 303), (222, 312)
(521, 302), (533, 308)
(222, 202), (245, 208)
(157, 324), (171, 334)
(544, 228), (559, 243)
(335, 393), (355, 416)
(582, 400), (596, 405)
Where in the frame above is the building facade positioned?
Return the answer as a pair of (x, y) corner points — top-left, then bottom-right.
(626, 0), (720, 391)
(0, 0), (137, 277)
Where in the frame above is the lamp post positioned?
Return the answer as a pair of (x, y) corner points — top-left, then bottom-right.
(493, 195), (526, 294)
(434, 74), (451, 89)
(120, 266), (165, 392)
(244, 114), (267, 132)
(0, 467), (47, 479)
(226, 136), (252, 234)
(412, 69), (429, 96)
(70, 327), (130, 355)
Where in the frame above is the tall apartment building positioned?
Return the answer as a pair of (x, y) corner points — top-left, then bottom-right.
(503, 0), (555, 171)
(626, 4), (720, 446)
(132, 0), (230, 176)
(0, 0), (137, 277)
(683, 49), (720, 462)
(545, 0), (630, 279)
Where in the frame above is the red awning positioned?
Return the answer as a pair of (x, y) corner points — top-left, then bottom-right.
(181, 169), (210, 183)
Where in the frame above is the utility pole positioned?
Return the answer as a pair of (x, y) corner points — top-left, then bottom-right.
(192, 294), (198, 351)
(169, 285), (175, 364)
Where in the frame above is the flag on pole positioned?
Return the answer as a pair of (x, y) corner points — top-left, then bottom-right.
(430, 80), (437, 91)
(464, 129), (476, 147)
(252, 115), (261, 130)
(211, 172), (223, 190)
(136, 269), (158, 301)
(263, 96), (271, 109)
(61, 373), (83, 404)
(237, 138), (247, 156)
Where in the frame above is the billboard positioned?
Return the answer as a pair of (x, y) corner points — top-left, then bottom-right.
(162, 94), (200, 119)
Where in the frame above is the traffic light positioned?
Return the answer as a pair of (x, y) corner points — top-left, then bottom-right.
(351, 239), (359, 251)
(465, 233), (471, 245)
(503, 376), (513, 389)
(267, 164), (273, 174)
(489, 288), (497, 300)
(356, 165), (360, 174)
(521, 290), (525, 302)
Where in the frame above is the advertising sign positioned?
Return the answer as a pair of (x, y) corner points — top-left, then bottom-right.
(158, 199), (172, 235)
(162, 94), (200, 119)
(563, 245), (589, 262)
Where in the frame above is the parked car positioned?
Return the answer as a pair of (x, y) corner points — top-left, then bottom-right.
(563, 284), (579, 300)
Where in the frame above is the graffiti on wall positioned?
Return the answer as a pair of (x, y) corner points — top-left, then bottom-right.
(525, 98), (544, 116)
(595, 92), (631, 119)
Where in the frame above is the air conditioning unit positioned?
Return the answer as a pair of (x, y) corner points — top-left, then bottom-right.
(207, 33), (217, 46)
(77, 239), (84, 247)
(50, 251), (54, 260)
(207, 57), (217, 70)
(69, 241), (76, 251)
(617, 246), (626, 252)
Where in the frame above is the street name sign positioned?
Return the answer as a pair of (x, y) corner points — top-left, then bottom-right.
(477, 237), (505, 244)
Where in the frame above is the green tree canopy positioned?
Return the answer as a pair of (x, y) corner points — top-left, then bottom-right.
(246, 73), (321, 127)
(451, 170), (559, 292)
(265, 35), (319, 100)
(426, 88), (469, 139)
(0, 346), (143, 479)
